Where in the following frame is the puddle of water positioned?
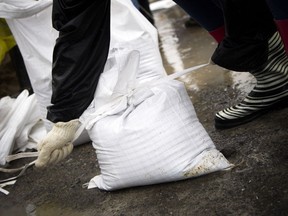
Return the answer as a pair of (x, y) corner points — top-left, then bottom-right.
(153, 3), (256, 99)
(154, 9), (185, 73)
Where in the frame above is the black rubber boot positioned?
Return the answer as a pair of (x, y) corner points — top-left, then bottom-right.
(215, 32), (288, 129)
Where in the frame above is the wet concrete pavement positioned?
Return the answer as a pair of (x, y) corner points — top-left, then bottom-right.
(1, 2), (288, 216)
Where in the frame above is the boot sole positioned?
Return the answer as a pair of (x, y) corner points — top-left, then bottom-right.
(214, 95), (288, 130)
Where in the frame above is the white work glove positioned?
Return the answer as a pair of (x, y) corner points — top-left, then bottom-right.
(35, 119), (80, 168)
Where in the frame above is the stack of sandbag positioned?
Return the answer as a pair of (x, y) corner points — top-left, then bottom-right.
(0, 90), (46, 166)
(80, 0), (233, 191)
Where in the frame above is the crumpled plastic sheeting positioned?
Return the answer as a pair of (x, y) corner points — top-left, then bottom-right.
(0, 90), (46, 166)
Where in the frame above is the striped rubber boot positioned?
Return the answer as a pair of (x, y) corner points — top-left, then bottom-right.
(215, 32), (288, 129)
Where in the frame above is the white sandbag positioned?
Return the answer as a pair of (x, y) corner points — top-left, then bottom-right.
(0, 95), (21, 137)
(92, 0), (167, 111)
(0, 90), (44, 166)
(79, 0), (232, 191)
(111, 0), (166, 82)
(14, 119), (46, 153)
(80, 48), (232, 191)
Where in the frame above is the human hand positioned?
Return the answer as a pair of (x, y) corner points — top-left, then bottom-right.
(35, 119), (80, 168)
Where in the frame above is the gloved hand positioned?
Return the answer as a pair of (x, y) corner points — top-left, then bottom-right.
(35, 119), (80, 168)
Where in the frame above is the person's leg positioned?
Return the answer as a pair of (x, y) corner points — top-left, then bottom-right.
(266, 0), (288, 55)
(214, 0), (288, 129)
(47, 0), (110, 123)
(175, 0), (288, 129)
(173, 0), (225, 43)
(215, 31), (288, 128)
(211, 0), (276, 71)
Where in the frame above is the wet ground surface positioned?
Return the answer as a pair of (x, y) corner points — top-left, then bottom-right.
(1, 2), (288, 216)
